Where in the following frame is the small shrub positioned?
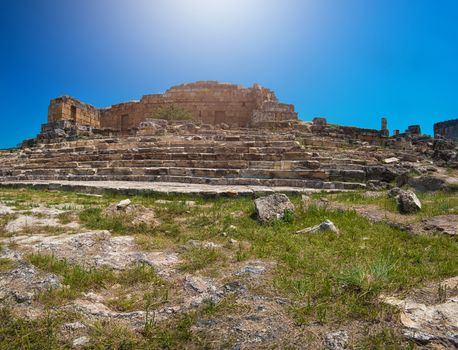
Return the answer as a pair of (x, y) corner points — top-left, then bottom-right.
(336, 257), (397, 297)
(282, 209), (295, 223)
(152, 105), (193, 121)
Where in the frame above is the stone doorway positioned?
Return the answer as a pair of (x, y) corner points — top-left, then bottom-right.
(70, 106), (77, 122)
(121, 114), (129, 134)
(214, 111), (226, 124)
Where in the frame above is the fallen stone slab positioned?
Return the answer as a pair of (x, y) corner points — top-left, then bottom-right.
(296, 219), (339, 234)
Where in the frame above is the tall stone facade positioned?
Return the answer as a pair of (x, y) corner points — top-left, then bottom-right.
(434, 119), (458, 140)
(48, 96), (100, 127)
(47, 81), (297, 131)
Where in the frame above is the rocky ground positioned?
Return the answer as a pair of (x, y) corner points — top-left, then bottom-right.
(0, 182), (458, 349)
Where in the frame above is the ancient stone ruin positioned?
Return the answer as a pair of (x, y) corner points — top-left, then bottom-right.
(0, 81), (457, 193)
(47, 81), (297, 132)
(434, 118), (458, 140)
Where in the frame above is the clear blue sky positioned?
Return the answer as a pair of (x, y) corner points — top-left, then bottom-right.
(1, 0), (457, 148)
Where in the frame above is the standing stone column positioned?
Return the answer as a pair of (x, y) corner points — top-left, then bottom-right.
(381, 117), (389, 137)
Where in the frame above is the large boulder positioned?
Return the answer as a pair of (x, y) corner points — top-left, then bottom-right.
(254, 193), (295, 223)
(397, 190), (422, 214)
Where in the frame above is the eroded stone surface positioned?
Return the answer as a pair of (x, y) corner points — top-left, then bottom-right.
(421, 215), (458, 236)
(1, 230), (179, 272)
(383, 276), (458, 347)
(0, 250), (61, 304)
(5, 215), (79, 233)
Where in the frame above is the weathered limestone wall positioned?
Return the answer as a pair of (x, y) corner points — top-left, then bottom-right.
(48, 96), (100, 127)
(310, 118), (384, 143)
(251, 101), (297, 126)
(434, 119), (458, 140)
(47, 82), (298, 130)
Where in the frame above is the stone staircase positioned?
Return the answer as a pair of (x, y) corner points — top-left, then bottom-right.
(0, 128), (408, 190)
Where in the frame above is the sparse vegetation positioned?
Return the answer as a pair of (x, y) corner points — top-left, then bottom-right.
(152, 104), (193, 121)
(179, 246), (227, 273)
(1, 187), (458, 347)
(0, 257), (15, 272)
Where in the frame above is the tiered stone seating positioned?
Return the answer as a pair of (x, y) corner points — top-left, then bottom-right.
(0, 128), (410, 190)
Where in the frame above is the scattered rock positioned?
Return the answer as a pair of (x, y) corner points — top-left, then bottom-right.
(104, 202), (159, 228)
(184, 276), (215, 294)
(361, 191), (385, 199)
(324, 330), (349, 350)
(384, 157), (399, 164)
(63, 322), (86, 331)
(387, 187), (402, 198)
(0, 204), (14, 215)
(421, 215), (458, 236)
(396, 190), (422, 214)
(239, 265), (266, 275)
(383, 277), (458, 347)
(72, 336), (90, 347)
(0, 261), (61, 304)
(254, 194), (295, 223)
(185, 240), (221, 250)
(366, 180), (390, 191)
(224, 281), (247, 294)
(116, 199), (131, 209)
(296, 220), (339, 234)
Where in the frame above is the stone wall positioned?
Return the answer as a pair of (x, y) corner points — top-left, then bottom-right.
(48, 81), (298, 131)
(48, 96), (100, 127)
(434, 119), (458, 140)
(251, 101), (297, 126)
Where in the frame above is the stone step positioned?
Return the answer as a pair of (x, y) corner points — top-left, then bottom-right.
(4, 165), (374, 183)
(1, 173), (366, 190)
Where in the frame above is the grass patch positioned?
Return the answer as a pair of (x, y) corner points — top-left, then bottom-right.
(27, 253), (169, 307)
(27, 253), (115, 304)
(179, 247), (227, 273)
(331, 190), (458, 219)
(3, 187), (458, 346)
(134, 234), (176, 251)
(336, 256), (398, 297)
(0, 307), (72, 350)
(357, 328), (414, 349)
(79, 207), (154, 235)
(0, 258), (16, 272)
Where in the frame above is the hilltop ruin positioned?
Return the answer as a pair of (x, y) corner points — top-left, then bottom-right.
(0, 81), (456, 194)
